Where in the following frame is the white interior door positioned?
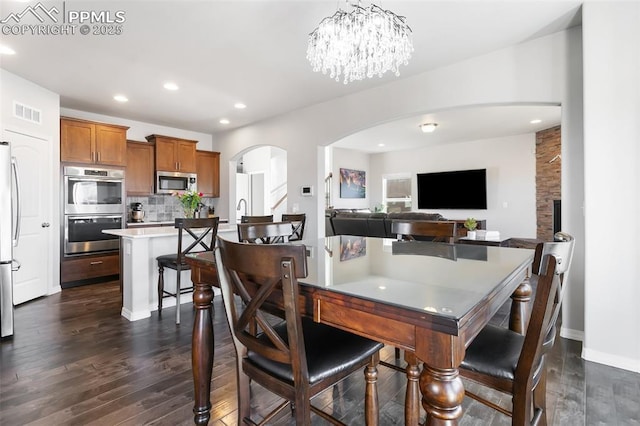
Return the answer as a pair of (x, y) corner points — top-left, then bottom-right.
(2, 129), (51, 305)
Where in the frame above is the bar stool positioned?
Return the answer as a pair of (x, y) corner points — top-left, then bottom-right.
(157, 217), (219, 324)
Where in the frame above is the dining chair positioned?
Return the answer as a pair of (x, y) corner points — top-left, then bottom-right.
(215, 237), (383, 425)
(459, 246), (571, 425)
(237, 221), (292, 244)
(281, 213), (306, 241)
(385, 219), (459, 365)
(156, 217), (219, 324)
(240, 214), (274, 223)
(391, 220), (458, 243)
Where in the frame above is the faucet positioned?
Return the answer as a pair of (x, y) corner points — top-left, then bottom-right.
(236, 198), (247, 217)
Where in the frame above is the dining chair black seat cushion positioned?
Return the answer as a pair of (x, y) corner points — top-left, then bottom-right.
(461, 324), (543, 382)
(247, 317), (383, 385)
(156, 253), (190, 269)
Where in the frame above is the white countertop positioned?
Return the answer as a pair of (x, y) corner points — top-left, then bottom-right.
(126, 221), (175, 227)
(105, 223), (237, 239)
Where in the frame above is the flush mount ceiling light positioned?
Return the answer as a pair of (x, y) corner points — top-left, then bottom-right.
(163, 82), (179, 91)
(419, 123), (438, 133)
(113, 94), (128, 103)
(219, 118), (230, 124)
(307, 1), (413, 84)
(530, 119), (542, 124)
(234, 102), (246, 109)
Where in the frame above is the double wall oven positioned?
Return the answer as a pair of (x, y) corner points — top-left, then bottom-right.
(63, 166), (124, 257)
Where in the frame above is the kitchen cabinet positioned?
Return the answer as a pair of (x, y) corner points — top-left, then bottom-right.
(61, 252), (120, 286)
(196, 150), (220, 197)
(126, 140), (155, 195)
(146, 134), (197, 173)
(60, 117), (128, 166)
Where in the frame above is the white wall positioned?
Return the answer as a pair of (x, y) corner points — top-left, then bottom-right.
(0, 69), (61, 295)
(582, 2), (640, 372)
(332, 147), (370, 210)
(369, 134), (537, 238)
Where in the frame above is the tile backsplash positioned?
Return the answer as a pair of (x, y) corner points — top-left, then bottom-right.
(126, 195), (216, 222)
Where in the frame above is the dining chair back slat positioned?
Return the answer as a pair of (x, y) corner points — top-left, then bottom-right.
(237, 222), (293, 244)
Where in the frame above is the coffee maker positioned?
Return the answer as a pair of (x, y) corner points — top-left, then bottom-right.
(131, 202), (145, 222)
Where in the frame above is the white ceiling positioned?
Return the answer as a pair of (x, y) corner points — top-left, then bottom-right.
(0, 1), (580, 150)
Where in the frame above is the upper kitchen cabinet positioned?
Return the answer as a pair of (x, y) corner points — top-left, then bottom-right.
(146, 134), (197, 173)
(60, 117), (128, 166)
(196, 150), (220, 197)
(126, 140), (155, 195)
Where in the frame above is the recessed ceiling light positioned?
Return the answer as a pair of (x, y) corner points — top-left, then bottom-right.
(0, 45), (16, 55)
(377, 143), (385, 147)
(530, 119), (542, 124)
(234, 102), (246, 109)
(419, 123), (438, 133)
(113, 94), (128, 103)
(219, 118), (230, 124)
(163, 82), (179, 91)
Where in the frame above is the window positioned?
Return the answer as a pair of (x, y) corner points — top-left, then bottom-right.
(382, 175), (412, 213)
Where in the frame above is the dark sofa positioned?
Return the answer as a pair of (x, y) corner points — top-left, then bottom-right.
(326, 209), (450, 238)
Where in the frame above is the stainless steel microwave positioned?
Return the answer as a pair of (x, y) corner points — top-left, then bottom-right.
(156, 171), (197, 194)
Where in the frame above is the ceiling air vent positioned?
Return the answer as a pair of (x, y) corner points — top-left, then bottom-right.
(13, 101), (42, 124)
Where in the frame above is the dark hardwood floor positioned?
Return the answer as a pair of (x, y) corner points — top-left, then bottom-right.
(1, 281), (639, 425)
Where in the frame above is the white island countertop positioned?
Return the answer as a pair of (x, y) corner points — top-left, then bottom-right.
(104, 223), (237, 239)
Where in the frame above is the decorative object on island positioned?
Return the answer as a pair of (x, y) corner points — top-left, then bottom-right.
(339, 168), (366, 198)
(307, 2), (413, 84)
(175, 189), (203, 218)
(464, 217), (478, 239)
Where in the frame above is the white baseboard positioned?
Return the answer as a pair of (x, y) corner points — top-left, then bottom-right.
(48, 285), (62, 295)
(121, 307), (151, 322)
(560, 326), (584, 341)
(582, 347), (640, 373)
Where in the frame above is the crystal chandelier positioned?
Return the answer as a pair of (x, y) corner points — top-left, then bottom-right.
(307, 2), (413, 84)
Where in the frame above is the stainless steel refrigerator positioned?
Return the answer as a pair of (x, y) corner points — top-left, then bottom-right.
(1, 141), (21, 338)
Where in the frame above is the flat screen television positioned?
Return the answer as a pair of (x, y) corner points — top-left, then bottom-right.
(417, 169), (487, 209)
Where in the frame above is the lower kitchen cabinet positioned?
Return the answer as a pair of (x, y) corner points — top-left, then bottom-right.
(61, 252), (120, 287)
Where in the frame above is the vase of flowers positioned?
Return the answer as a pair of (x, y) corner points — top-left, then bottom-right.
(175, 190), (203, 218)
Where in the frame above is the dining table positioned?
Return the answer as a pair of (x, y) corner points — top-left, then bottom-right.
(186, 235), (534, 425)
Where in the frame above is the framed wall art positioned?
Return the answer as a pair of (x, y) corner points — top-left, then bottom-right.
(339, 168), (366, 198)
(339, 236), (367, 261)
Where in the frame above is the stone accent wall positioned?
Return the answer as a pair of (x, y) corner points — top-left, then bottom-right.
(536, 125), (561, 241)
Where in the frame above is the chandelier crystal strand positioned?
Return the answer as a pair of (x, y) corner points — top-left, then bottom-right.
(307, 3), (413, 84)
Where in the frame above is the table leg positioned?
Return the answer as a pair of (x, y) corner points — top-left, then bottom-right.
(420, 364), (464, 426)
(192, 280), (214, 425)
(509, 277), (532, 334)
(404, 352), (421, 425)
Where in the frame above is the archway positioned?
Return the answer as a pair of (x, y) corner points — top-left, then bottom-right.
(228, 145), (287, 223)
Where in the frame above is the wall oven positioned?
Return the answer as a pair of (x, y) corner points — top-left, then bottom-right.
(64, 166), (125, 214)
(64, 215), (122, 256)
(62, 166), (124, 257)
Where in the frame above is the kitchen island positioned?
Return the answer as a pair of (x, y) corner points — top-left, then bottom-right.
(103, 223), (237, 321)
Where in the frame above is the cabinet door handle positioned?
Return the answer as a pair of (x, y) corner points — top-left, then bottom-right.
(90, 261), (103, 265)
(97, 152), (101, 162)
